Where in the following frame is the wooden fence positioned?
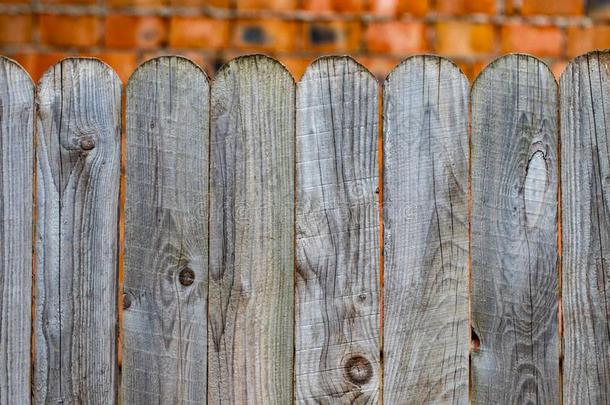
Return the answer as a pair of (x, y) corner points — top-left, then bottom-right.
(0, 51), (608, 404)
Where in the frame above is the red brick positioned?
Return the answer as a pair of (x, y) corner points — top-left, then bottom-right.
(169, 17), (229, 49)
(301, 0), (365, 13)
(370, 0), (429, 16)
(365, 22), (427, 54)
(436, 22), (495, 57)
(233, 20), (298, 52)
(106, 15), (166, 49)
(0, 14), (32, 45)
(39, 15), (99, 47)
(501, 24), (563, 57)
(521, 0), (583, 15)
(566, 26), (610, 57)
(237, 0), (296, 11)
(436, 0), (495, 14)
(302, 21), (362, 53)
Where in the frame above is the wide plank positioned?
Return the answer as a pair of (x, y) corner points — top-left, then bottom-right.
(470, 54), (559, 404)
(382, 55), (469, 404)
(561, 50), (610, 404)
(0, 57), (33, 405)
(295, 56), (380, 404)
(34, 58), (121, 404)
(122, 56), (209, 404)
(208, 55), (295, 404)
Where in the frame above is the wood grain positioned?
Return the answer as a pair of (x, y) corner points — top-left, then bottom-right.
(561, 50), (610, 404)
(208, 55), (295, 404)
(382, 55), (469, 404)
(295, 56), (380, 404)
(122, 56), (209, 404)
(0, 56), (33, 405)
(471, 54), (559, 404)
(34, 58), (121, 404)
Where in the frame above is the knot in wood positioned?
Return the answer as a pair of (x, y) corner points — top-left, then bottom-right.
(344, 355), (372, 385)
(79, 135), (95, 151)
(179, 268), (195, 286)
(123, 293), (131, 310)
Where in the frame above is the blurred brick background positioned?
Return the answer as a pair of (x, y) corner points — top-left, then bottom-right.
(0, 0), (608, 82)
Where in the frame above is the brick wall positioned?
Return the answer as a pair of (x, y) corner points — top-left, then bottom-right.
(0, 0), (606, 82)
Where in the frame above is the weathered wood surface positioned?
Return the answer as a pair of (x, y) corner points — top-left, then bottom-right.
(0, 57), (33, 405)
(561, 50), (610, 404)
(208, 55), (295, 404)
(122, 57), (209, 404)
(382, 55), (469, 404)
(295, 56), (380, 404)
(471, 54), (559, 404)
(34, 58), (121, 404)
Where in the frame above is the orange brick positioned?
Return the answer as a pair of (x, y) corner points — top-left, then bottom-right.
(170, 0), (229, 6)
(108, 0), (164, 7)
(169, 17), (228, 49)
(359, 56), (400, 81)
(370, 0), (429, 16)
(0, 14), (32, 45)
(41, 0), (96, 5)
(279, 56), (314, 81)
(87, 52), (137, 83)
(436, 0), (495, 14)
(365, 22), (427, 54)
(521, 0), (583, 15)
(302, 0), (365, 13)
(551, 60), (568, 79)
(436, 22), (495, 57)
(455, 59), (487, 82)
(106, 15), (166, 49)
(10, 52), (67, 82)
(302, 21), (362, 53)
(566, 26), (610, 57)
(233, 20), (298, 52)
(237, 0), (296, 11)
(39, 15), (99, 47)
(0, 0), (28, 3)
(501, 24), (563, 57)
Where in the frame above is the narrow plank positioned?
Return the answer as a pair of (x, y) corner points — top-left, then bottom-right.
(382, 55), (469, 404)
(0, 57), (33, 405)
(208, 55), (295, 404)
(561, 50), (610, 404)
(295, 56), (380, 404)
(34, 58), (121, 404)
(471, 54), (559, 404)
(122, 57), (209, 403)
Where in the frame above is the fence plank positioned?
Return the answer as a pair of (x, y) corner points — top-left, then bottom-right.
(34, 58), (121, 404)
(295, 56), (380, 404)
(382, 56), (469, 404)
(208, 55), (295, 404)
(561, 50), (610, 404)
(122, 57), (209, 403)
(471, 54), (559, 404)
(0, 57), (33, 405)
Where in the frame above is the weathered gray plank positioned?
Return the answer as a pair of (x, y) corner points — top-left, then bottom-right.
(0, 57), (33, 405)
(34, 58), (121, 404)
(122, 56), (209, 404)
(208, 55), (295, 404)
(471, 54), (559, 404)
(382, 55), (469, 404)
(295, 56), (380, 404)
(561, 50), (610, 404)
